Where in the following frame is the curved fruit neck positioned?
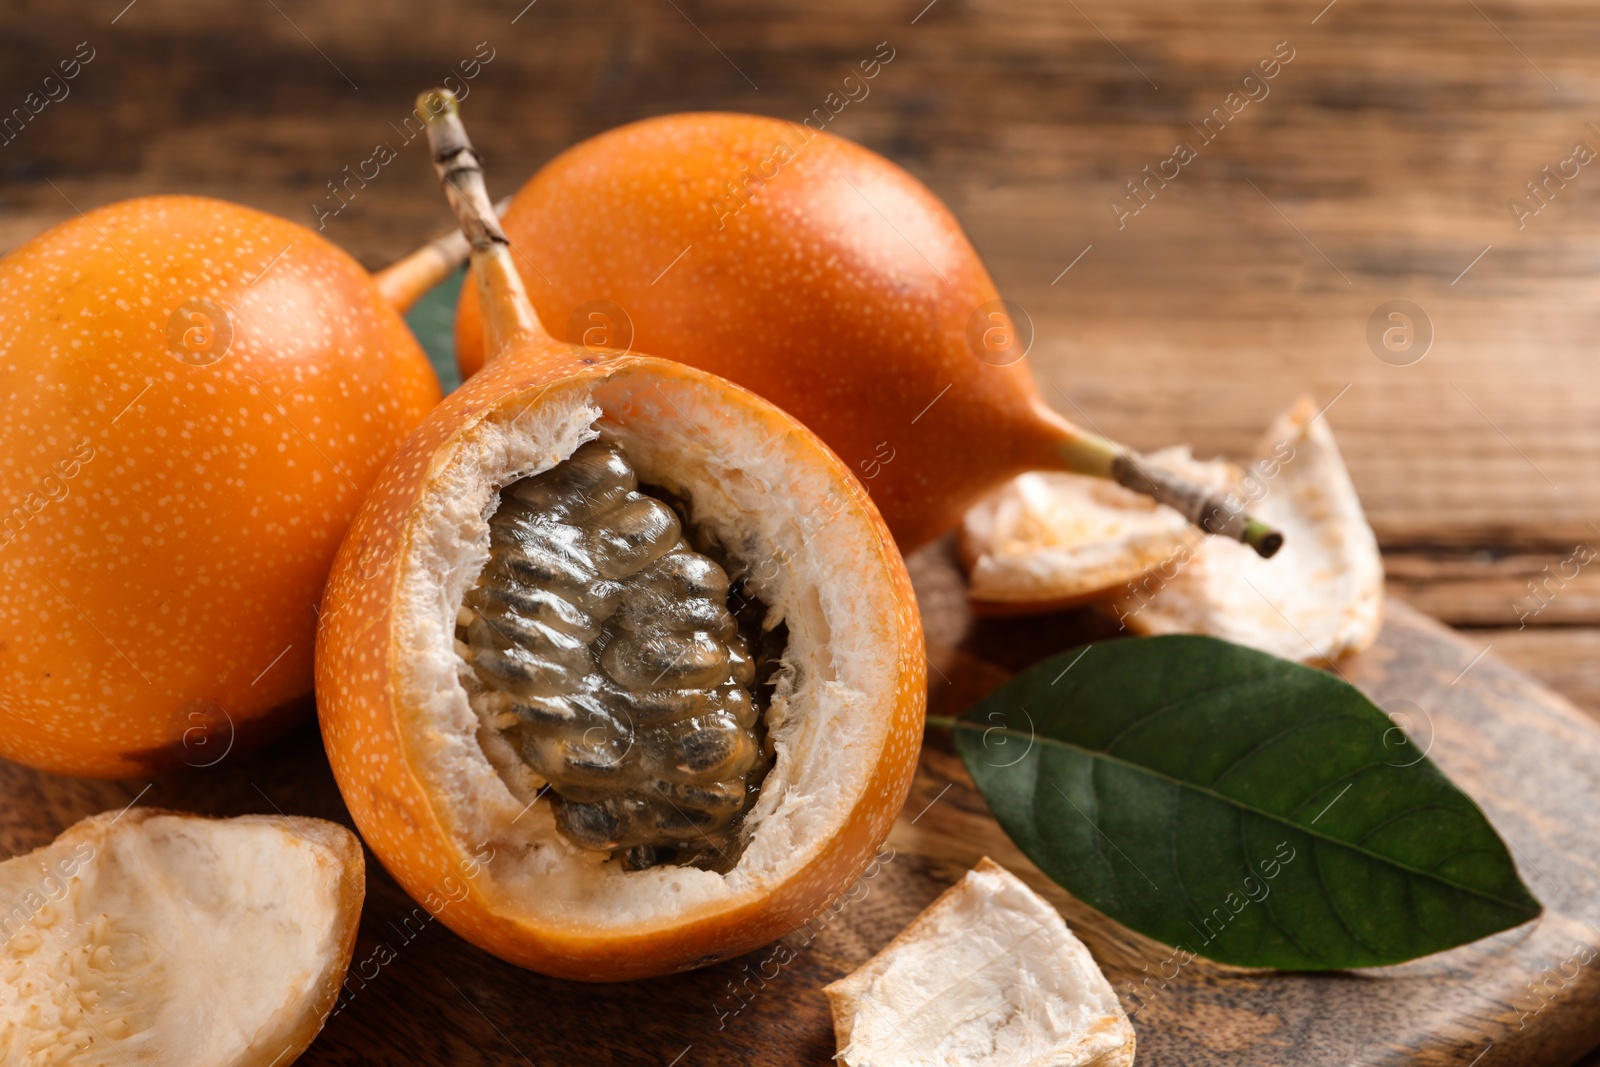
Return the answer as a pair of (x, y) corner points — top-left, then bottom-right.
(372, 226), (468, 312)
(412, 86), (1282, 558)
(471, 242), (543, 361)
(418, 89), (545, 362)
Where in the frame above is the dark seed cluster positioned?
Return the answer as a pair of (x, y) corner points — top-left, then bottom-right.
(457, 439), (781, 871)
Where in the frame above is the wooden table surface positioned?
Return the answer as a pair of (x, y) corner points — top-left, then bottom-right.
(3, 0), (1599, 1062)
(7, 0), (1600, 720)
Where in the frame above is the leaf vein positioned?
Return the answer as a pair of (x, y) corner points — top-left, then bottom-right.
(1208, 712), (1375, 790)
(954, 721), (1533, 913)
(1098, 674), (1289, 755)
(1423, 844), (1504, 874)
(1238, 809), (1321, 964)
(1167, 779), (1212, 942)
(1286, 758), (1388, 819)
(1354, 803), (1462, 847)
(1312, 839), (1390, 957)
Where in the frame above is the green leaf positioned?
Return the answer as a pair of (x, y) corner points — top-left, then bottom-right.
(949, 635), (1541, 969)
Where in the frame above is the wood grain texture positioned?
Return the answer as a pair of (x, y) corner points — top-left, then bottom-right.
(1, 0), (1599, 1061)
(0, 543), (1597, 1066)
(1472, 627), (1600, 724)
(1378, 545), (1600, 723)
(1386, 547), (1600, 629)
(1, 0), (1598, 549)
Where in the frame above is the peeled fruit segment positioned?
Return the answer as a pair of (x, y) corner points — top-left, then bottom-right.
(0, 809), (363, 1067)
(963, 399), (1384, 664)
(823, 858), (1134, 1067)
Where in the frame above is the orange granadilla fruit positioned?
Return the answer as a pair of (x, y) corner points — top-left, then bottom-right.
(0, 196), (440, 776)
(315, 92), (924, 981)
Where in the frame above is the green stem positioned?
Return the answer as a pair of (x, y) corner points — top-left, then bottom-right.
(925, 715), (960, 732)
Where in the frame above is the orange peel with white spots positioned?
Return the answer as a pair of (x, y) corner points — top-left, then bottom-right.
(0, 196), (440, 777)
(450, 114), (1282, 560)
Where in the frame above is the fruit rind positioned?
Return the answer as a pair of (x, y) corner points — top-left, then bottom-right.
(1110, 399), (1384, 665)
(960, 470), (1195, 612)
(823, 857), (1135, 1067)
(0, 807), (364, 1067)
(317, 349), (924, 980)
(962, 399), (1384, 665)
(451, 113), (1077, 550)
(0, 194), (440, 777)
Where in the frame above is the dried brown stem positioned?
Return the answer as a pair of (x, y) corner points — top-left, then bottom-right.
(1112, 452), (1283, 558)
(418, 88), (542, 360)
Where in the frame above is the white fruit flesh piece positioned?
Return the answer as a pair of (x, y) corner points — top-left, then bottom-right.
(1110, 399), (1383, 665)
(823, 858), (1134, 1067)
(960, 472), (1193, 611)
(0, 809), (363, 1067)
(961, 398), (1383, 665)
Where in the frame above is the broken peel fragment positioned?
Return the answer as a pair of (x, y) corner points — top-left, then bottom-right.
(823, 858), (1134, 1067)
(0, 809), (363, 1067)
(1111, 399), (1383, 664)
(961, 398), (1384, 665)
(960, 469), (1194, 613)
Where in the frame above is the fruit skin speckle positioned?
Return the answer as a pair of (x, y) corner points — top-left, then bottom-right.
(455, 113), (1077, 551)
(315, 349), (926, 981)
(0, 195), (441, 777)
(323, 97), (923, 981)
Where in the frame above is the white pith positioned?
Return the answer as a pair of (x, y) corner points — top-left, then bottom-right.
(392, 367), (901, 932)
(962, 472), (1193, 605)
(0, 810), (359, 1067)
(961, 399), (1384, 664)
(1109, 400), (1384, 664)
(823, 858), (1135, 1067)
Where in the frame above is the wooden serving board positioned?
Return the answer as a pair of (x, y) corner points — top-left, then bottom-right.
(2, 541), (1597, 1066)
